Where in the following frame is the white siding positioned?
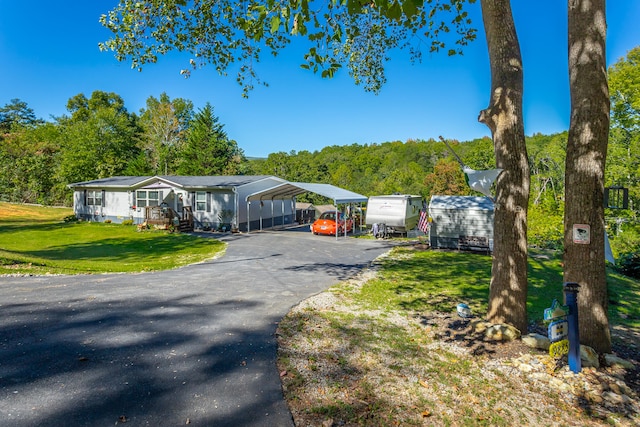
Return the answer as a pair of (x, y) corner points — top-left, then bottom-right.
(428, 196), (494, 249)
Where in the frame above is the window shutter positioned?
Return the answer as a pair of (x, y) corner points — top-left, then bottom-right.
(159, 190), (164, 204)
(83, 190), (87, 206)
(132, 191), (136, 207)
(191, 192), (196, 208)
(101, 190), (106, 207)
(206, 192), (212, 212)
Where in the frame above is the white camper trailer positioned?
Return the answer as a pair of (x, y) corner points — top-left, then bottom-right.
(365, 195), (423, 235)
(428, 195), (494, 252)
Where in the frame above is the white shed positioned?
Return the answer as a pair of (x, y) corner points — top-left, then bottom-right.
(428, 195), (495, 251)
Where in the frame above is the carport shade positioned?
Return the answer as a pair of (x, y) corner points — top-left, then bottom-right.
(244, 182), (367, 237)
(245, 182), (368, 204)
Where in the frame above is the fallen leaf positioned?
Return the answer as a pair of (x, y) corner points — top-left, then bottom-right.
(185, 418), (191, 424)
(322, 418), (334, 427)
(419, 380), (429, 388)
(280, 370), (287, 377)
(118, 415), (127, 423)
(422, 410), (432, 418)
(78, 356), (89, 362)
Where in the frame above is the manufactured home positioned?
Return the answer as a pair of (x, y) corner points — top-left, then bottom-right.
(68, 176), (367, 233)
(428, 195), (494, 251)
(68, 175), (297, 232)
(365, 195), (423, 233)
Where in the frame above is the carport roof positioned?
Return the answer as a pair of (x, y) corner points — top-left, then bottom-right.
(245, 182), (368, 205)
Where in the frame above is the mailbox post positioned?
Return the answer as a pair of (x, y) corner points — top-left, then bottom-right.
(564, 282), (581, 374)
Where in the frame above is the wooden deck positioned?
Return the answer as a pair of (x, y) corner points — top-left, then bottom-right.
(144, 206), (193, 232)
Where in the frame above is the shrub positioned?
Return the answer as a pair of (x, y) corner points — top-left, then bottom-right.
(104, 219), (112, 224)
(617, 252), (640, 279)
(122, 219), (134, 226)
(528, 207), (563, 249)
(609, 222), (640, 257)
(63, 214), (78, 223)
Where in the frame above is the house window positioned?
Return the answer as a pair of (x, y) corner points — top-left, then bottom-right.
(195, 191), (206, 211)
(136, 190), (159, 208)
(87, 190), (102, 206)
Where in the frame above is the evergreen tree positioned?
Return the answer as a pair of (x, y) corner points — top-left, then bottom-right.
(177, 103), (246, 175)
(0, 99), (42, 132)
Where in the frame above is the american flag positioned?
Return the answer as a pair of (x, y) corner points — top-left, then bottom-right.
(418, 209), (429, 233)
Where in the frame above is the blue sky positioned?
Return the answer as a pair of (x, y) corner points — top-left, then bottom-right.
(1, 2), (638, 158)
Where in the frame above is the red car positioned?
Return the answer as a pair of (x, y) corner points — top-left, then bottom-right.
(311, 211), (354, 235)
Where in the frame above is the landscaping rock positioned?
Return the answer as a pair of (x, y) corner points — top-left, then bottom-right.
(485, 324), (521, 342)
(604, 353), (635, 370)
(580, 345), (600, 368)
(522, 333), (550, 350)
(470, 319), (491, 334)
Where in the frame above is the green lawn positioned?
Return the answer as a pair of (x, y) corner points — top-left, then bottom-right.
(2, 202), (637, 330)
(350, 246), (640, 330)
(0, 202), (225, 275)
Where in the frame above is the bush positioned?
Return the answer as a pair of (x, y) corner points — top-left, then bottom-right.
(617, 252), (640, 279)
(609, 222), (640, 256)
(528, 207), (563, 250)
(104, 219), (112, 224)
(122, 219), (134, 226)
(63, 214), (78, 223)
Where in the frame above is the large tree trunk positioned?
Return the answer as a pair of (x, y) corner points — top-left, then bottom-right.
(478, 0), (530, 334)
(565, 0), (611, 353)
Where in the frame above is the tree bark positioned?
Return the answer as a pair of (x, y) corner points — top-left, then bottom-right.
(565, 0), (611, 353)
(478, 0), (530, 333)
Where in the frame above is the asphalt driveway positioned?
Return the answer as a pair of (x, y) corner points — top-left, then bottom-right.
(0, 227), (395, 426)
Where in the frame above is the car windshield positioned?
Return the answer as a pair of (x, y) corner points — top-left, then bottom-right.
(320, 212), (341, 221)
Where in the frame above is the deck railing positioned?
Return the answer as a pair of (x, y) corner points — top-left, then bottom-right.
(144, 206), (194, 232)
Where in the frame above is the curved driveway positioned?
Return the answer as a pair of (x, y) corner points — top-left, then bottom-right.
(0, 227), (394, 426)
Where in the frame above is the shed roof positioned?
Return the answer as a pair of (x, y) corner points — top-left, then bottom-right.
(245, 182), (367, 205)
(429, 195), (494, 211)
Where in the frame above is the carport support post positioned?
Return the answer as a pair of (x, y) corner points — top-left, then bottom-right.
(259, 199), (264, 230)
(344, 204), (347, 238)
(334, 203), (339, 241)
(247, 201), (251, 233)
(271, 199), (274, 229)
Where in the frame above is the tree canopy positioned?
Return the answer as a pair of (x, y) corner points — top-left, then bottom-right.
(99, 0), (478, 95)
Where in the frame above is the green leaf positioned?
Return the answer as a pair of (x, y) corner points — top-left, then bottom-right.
(347, 0), (359, 15)
(402, 0), (417, 18)
(270, 15), (281, 33)
(375, 0), (389, 10)
(388, 1), (402, 20)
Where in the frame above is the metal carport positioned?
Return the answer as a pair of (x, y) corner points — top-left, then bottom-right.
(244, 182), (368, 239)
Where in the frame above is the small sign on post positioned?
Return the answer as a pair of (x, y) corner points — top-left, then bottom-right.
(572, 224), (591, 244)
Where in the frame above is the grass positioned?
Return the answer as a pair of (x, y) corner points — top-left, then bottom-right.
(344, 246), (639, 330)
(278, 245), (640, 426)
(0, 202), (225, 275)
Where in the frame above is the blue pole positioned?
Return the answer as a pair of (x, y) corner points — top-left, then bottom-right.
(564, 282), (581, 373)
